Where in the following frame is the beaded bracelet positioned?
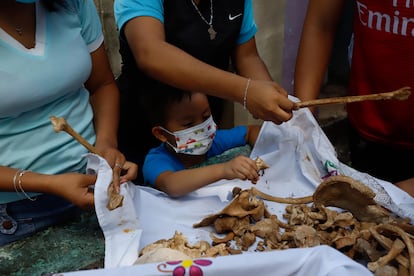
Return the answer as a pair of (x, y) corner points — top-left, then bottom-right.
(243, 78), (251, 110)
(13, 169), (36, 201)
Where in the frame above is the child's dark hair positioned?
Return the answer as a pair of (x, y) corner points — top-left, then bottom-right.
(144, 81), (192, 126)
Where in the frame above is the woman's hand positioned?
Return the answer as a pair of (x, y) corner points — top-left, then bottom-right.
(246, 80), (296, 125)
(53, 173), (97, 210)
(97, 146), (139, 193)
(223, 155), (260, 184)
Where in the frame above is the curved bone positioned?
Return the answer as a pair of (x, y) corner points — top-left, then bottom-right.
(313, 175), (392, 223)
(210, 232), (235, 245)
(251, 187), (313, 204)
(193, 189), (268, 228)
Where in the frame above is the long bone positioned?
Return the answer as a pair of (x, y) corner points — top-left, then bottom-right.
(50, 116), (102, 155)
(50, 116), (123, 210)
(296, 86), (411, 108)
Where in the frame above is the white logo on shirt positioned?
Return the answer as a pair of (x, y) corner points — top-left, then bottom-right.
(229, 13), (242, 21)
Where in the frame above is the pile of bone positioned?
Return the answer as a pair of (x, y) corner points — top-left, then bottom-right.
(136, 176), (414, 276)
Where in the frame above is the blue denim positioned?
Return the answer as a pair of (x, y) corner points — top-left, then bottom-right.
(0, 194), (81, 246)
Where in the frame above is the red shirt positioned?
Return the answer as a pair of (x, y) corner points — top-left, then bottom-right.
(348, 0), (414, 149)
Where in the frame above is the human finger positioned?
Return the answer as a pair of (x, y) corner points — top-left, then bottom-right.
(246, 81), (293, 124)
(80, 192), (95, 211)
(236, 158), (259, 181)
(119, 161), (139, 183)
(271, 81), (289, 97)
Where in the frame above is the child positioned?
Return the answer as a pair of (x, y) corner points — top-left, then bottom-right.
(142, 84), (262, 197)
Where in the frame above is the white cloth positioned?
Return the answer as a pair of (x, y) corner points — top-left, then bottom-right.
(64, 107), (414, 275)
(65, 245), (370, 276)
(87, 154), (142, 268)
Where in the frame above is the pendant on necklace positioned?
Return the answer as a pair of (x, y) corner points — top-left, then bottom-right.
(208, 25), (217, 40)
(15, 26), (23, 36)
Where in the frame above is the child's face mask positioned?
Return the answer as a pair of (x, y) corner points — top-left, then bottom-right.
(161, 115), (217, 155)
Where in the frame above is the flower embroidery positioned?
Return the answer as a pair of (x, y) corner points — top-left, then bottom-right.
(322, 160), (340, 179)
(158, 259), (212, 276)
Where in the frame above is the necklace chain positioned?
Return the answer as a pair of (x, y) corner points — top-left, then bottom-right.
(190, 0), (213, 25)
(190, 0), (217, 40)
(15, 26), (23, 36)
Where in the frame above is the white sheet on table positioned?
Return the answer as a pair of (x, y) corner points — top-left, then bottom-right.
(64, 245), (371, 276)
(66, 106), (414, 275)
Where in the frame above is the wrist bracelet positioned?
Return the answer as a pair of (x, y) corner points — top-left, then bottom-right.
(243, 78), (251, 110)
(13, 169), (23, 193)
(13, 169), (36, 201)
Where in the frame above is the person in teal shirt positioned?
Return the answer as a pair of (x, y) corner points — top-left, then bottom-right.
(114, 0), (296, 183)
(0, 0), (137, 245)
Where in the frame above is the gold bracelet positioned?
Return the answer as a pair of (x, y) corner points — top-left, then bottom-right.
(243, 78), (251, 110)
(16, 170), (36, 201)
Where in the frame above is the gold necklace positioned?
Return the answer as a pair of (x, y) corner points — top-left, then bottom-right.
(190, 0), (217, 40)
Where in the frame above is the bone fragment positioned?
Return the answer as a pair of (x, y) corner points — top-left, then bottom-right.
(368, 238), (406, 272)
(210, 232), (235, 245)
(106, 180), (124, 210)
(370, 227), (410, 268)
(255, 157), (270, 170)
(374, 224), (414, 273)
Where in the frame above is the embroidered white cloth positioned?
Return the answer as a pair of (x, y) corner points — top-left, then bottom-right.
(64, 107), (414, 276)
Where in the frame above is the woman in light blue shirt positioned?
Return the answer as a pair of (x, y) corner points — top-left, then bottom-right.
(0, 0), (137, 245)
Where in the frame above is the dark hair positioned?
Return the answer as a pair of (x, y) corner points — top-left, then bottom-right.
(144, 81), (192, 127)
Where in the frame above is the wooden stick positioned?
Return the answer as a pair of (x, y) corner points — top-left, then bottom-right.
(296, 87), (411, 108)
(50, 116), (102, 156)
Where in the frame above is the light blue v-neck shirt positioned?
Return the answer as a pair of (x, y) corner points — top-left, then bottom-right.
(0, 0), (103, 203)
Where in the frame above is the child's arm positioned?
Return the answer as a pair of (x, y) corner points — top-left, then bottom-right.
(154, 155), (259, 197)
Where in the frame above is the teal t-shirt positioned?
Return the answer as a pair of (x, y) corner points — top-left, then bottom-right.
(0, 0), (103, 203)
(114, 0), (257, 45)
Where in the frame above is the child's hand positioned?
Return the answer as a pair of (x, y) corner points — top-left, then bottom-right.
(223, 155), (260, 184)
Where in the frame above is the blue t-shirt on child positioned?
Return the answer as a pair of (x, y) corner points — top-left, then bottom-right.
(143, 126), (248, 186)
